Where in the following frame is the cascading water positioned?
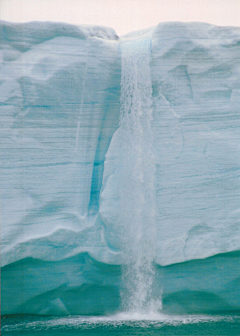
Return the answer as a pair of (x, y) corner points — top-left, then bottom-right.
(118, 36), (160, 313)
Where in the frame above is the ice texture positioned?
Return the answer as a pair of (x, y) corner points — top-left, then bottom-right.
(1, 21), (240, 315)
(151, 22), (240, 266)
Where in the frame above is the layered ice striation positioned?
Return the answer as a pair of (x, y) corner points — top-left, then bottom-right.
(1, 21), (240, 315)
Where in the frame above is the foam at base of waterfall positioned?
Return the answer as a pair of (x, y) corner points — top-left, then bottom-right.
(3, 313), (240, 335)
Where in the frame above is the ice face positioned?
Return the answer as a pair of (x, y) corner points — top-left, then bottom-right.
(151, 22), (240, 265)
(1, 21), (121, 268)
(1, 21), (240, 315)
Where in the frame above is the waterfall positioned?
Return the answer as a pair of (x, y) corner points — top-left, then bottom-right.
(118, 37), (160, 313)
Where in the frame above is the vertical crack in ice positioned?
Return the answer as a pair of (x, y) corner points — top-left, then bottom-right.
(118, 38), (161, 313)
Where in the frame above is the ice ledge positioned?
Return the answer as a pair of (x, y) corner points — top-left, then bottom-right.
(0, 21), (119, 52)
(2, 21), (240, 52)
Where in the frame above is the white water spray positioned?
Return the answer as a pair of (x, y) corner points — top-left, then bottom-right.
(118, 37), (160, 313)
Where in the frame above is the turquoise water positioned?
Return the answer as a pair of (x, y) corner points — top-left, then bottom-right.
(2, 313), (240, 336)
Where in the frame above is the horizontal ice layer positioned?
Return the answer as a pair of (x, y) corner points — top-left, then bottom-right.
(2, 251), (240, 315)
(1, 21), (240, 315)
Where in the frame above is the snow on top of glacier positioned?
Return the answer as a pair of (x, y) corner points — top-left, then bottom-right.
(153, 21), (240, 44)
(0, 20), (119, 51)
(119, 21), (240, 43)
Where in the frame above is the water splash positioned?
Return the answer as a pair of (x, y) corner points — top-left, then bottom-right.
(118, 37), (160, 313)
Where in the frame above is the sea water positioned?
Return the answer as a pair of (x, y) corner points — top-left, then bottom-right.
(2, 314), (240, 335)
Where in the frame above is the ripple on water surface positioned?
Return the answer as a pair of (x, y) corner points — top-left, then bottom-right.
(2, 313), (240, 336)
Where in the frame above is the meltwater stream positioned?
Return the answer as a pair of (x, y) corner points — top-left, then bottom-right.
(118, 36), (160, 313)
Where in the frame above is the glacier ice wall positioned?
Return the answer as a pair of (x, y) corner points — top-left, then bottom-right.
(1, 21), (240, 315)
(151, 22), (240, 266)
(1, 21), (121, 267)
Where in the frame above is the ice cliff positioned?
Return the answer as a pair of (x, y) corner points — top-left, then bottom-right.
(1, 21), (240, 315)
